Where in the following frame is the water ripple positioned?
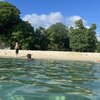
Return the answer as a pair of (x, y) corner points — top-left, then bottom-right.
(0, 58), (100, 100)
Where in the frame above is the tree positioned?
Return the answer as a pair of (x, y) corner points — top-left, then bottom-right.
(75, 19), (84, 29)
(69, 20), (97, 52)
(9, 21), (35, 50)
(34, 27), (48, 50)
(0, 1), (20, 35)
(46, 23), (70, 51)
(96, 41), (100, 52)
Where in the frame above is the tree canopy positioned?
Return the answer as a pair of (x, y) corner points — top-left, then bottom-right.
(0, 2), (99, 52)
(0, 1), (20, 35)
(9, 21), (35, 50)
(69, 20), (97, 52)
(46, 23), (70, 51)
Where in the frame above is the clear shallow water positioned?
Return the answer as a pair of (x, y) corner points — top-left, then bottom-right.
(0, 58), (100, 100)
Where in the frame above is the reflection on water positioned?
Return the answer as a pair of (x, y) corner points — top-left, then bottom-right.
(0, 58), (100, 100)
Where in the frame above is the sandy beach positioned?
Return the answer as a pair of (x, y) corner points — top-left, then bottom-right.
(0, 49), (100, 62)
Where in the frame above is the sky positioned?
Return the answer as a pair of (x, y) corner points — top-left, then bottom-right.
(1, 0), (100, 40)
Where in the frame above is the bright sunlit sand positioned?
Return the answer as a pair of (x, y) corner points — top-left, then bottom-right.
(0, 49), (100, 62)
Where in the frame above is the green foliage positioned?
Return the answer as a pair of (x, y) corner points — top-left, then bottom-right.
(46, 23), (70, 51)
(90, 24), (96, 30)
(69, 20), (97, 52)
(96, 41), (100, 52)
(0, 2), (20, 35)
(75, 19), (84, 29)
(34, 27), (48, 50)
(9, 21), (35, 50)
(0, 2), (98, 52)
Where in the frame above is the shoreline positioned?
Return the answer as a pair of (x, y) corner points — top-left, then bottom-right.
(0, 49), (100, 62)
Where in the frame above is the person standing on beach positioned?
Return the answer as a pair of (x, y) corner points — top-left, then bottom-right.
(15, 42), (19, 56)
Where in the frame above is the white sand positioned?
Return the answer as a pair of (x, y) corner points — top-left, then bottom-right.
(0, 49), (100, 62)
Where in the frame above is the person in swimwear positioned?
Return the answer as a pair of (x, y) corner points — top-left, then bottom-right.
(15, 42), (19, 56)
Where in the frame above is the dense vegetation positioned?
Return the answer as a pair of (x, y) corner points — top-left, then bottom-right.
(0, 1), (100, 52)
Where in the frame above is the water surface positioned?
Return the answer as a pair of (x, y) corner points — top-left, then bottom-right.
(0, 58), (100, 100)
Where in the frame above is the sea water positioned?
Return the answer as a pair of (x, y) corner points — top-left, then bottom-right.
(0, 58), (100, 100)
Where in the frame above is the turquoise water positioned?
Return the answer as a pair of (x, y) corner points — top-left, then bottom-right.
(0, 58), (100, 100)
